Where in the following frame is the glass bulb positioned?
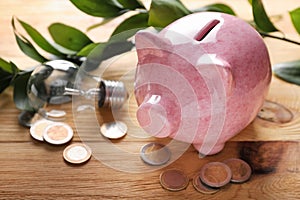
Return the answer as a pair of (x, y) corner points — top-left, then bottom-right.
(27, 59), (128, 111)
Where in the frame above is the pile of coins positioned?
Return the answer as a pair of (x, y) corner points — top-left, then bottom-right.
(30, 119), (73, 145)
(29, 116), (92, 165)
(159, 158), (252, 194)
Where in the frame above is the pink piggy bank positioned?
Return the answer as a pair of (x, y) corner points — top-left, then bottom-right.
(134, 12), (271, 155)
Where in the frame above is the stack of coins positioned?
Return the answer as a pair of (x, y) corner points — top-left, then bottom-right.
(159, 158), (252, 194)
(30, 119), (73, 145)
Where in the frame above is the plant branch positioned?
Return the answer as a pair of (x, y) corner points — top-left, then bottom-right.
(259, 31), (300, 45)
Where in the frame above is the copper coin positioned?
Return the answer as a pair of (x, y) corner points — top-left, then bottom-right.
(43, 122), (73, 145)
(193, 172), (219, 194)
(100, 121), (127, 139)
(200, 162), (232, 188)
(223, 158), (252, 183)
(140, 143), (171, 166)
(159, 169), (189, 191)
(257, 100), (293, 123)
(63, 143), (92, 164)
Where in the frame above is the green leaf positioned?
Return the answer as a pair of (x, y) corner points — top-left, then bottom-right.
(48, 23), (93, 51)
(13, 71), (35, 111)
(83, 40), (134, 71)
(0, 68), (13, 93)
(0, 58), (20, 92)
(87, 18), (115, 32)
(148, 0), (191, 28)
(77, 42), (100, 56)
(273, 60), (300, 85)
(0, 57), (13, 73)
(289, 8), (300, 35)
(17, 18), (65, 56)
(252, 0), (278, 32)
(69, 0), (124, 17)
(12, 18), (48, 63)
(193, 3), (236, 15)
(112, 12), (149, 37)
(117, 0), (144, 10)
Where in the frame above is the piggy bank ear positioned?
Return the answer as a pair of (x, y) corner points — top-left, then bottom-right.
(135, 30), (171, 50)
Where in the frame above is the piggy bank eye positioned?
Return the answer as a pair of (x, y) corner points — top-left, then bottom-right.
(194, 19), (220, 41)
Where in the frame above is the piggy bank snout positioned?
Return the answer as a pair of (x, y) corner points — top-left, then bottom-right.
(135, 79), (182, 138)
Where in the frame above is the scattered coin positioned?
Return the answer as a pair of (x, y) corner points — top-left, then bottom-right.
(257, 100), (293, 123)
(63, 143), (92, 164)
(200, 162), (232, 188)
(192, 172), (219, 194)
(223, 158), (252, 183)
(30, 119), (53, 141)
(100, 121), (127, 139)
(47, 109), (66, 118)
(159, 169), (189, 191)
(140, 142), (171, 166)
(43, 122), (73, 145)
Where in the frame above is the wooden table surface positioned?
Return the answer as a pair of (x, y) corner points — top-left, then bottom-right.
(0, 0), (299, 199)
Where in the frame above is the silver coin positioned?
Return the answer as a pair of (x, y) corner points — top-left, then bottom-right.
(63, 143), (92, 164)
(140, 142), (171, 166)
(100, 121), (127, 139)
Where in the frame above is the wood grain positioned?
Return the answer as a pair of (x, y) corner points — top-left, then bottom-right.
(0, 0), (299, 199)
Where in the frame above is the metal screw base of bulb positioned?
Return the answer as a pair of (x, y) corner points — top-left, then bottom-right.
(64, 79), (128, 109)
(101, 80), (128, 109)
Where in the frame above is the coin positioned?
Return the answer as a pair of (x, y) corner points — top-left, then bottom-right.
(140, 142), (171, 166)
(192, 172), (219, 194)
(100, 121), (127, 139)
(223, 158), (252, 183)
(43, 122), (73, 145)
(200, 162), (232, 188)
(63, 143), (92, 164)
(30, 119), (53, 141)
(159, 169), (189, 191)
(257, 100), (293, 123)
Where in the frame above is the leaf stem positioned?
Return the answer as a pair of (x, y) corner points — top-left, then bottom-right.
(259, 31), (300, 45)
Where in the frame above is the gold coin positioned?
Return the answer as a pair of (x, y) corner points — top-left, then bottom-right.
(43, 122), (73, 145)
(100, 121), (127, 139)
(140, 142), (171, 166)
(30, 119), (53, 141)
(200, 162), (232, 188)
(223, 158), (252, 183)
(257, 100), (293, 123)
(63, 143), (92, 164)
(192, 172), (219, 194)
(159, 169), (189, 191)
